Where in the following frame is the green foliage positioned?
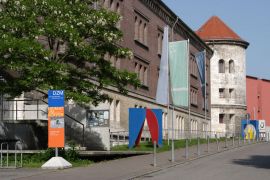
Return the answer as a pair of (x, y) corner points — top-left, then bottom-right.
(0, 0), (140, 105)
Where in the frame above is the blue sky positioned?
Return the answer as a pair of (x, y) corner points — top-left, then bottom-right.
(163, 0), (270, 79)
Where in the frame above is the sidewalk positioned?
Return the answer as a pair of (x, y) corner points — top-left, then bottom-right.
(0, 140), (265, 180)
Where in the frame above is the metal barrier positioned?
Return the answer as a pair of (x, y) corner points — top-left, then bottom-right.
(1, 142), (8, 167)
(15, 141), (23, 168)
(0, 140), (23, 168)
(0, 98), (85, 147)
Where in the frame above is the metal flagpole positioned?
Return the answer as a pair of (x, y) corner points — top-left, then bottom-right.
(204, 49), (207, 134)
(170, 17), (178, 162)
(188, 39), (191, 139)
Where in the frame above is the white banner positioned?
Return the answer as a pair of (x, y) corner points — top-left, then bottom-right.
(259, 120), (266, 133)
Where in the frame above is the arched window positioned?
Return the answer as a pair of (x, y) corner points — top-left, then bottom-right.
(134, 16), (139, 40)
(229, 60), (234, 73)
(218, 59), (225, 73)
(143, 23), (148, 45)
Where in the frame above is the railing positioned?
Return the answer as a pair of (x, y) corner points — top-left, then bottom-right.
(109, 129), (266, 147)
(0, 99), (47, 121)
(0, 140), (22, 168)
(0, 98), (85, 147)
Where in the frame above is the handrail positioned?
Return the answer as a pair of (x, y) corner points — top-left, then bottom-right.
(1, 97), (85, 147)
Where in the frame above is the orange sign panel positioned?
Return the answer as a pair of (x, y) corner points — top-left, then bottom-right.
(48, 107), (65, 147)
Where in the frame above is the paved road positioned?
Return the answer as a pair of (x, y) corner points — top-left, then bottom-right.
(136, 143), (270, 180)
(1, 142), (269, 180)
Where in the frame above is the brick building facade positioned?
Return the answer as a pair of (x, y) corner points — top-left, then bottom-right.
(246, 76), (270, 126)
(87, 0), (213, 149)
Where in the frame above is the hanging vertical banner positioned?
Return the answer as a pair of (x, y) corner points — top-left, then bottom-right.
(169, 40), (189, 107)
(195, 51), (206, 96)
(156, 26), (169, 105)
(48, 90), (65, 148)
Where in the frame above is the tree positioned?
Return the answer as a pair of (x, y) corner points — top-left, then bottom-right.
(0, 0), (140, 105)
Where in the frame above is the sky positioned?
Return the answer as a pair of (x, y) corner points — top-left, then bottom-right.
(163, 0), (270, 80)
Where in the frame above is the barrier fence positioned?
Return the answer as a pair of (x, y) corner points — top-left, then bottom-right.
(0, 140), (22, 169)
(110, 129), (267, 147)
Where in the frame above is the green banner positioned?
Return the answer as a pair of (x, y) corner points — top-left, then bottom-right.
(169, 41), (189, 107)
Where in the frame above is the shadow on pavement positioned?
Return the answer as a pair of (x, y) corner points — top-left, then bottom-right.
(233, 155), (270, 169)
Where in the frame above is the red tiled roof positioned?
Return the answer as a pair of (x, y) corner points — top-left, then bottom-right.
(196, 16), (243, 41)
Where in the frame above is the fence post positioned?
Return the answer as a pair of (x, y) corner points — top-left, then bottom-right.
(117, 132), (120, 146)
(232, 135), (235, 147)
(153, 141), (157, 167)
(1, 94), (4, 121)
(197, 137), (200, 156)
(37, 100), (39, 120)
(185, 138), (189, 159)
(16, 100), (18, 121)
(225, 134), (227, 148)
(207, 135), (210, 153)
(238, 134), (240, 147)
(216, 135), (219, 152)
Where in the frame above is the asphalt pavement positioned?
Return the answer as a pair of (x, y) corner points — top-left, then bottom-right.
(0, 140), (268, 180)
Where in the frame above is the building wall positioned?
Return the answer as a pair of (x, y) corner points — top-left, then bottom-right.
(209, 44), (247, 134)
(1, 0), (213, 150)
(247, 77), (270, 126)
(97, 0), (212, 133)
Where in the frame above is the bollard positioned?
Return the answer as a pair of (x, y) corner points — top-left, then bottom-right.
(153, 141), (157, 167)
(216, 138), (219, 151)
(232, 136), (235, 147)
(117, 132), (120, 146)
(225, 135), (228, 148)
(238, 135), (240, 147)
(207, 136), (210, 153)
(185, 138), (189, 159)
(197, 137), (200, 156)
(171, 139), (175, 163)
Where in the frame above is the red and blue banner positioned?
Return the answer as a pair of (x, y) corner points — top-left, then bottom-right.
(129, 108), (162, 148)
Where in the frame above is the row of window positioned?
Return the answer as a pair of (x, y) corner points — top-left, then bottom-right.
(190, 119), (198, 132)
(175, 115), (185, 131)
(190, 56), (198, 77)
(190, 88), (198, 105)
(134, 62), (148, 86)
(157, 30), (163, 55)
(219, 113), (234, 124)
(218, 59), (235, 73)
(219, 88), (235, 98)
(104, 53), (121, 69)
(101, 0), (121, 13)
(101, 0), (122, 28)
(134, 13), (148, 46)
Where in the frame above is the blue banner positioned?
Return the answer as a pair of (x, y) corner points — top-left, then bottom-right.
(48, 90), (65, 107)
(195, 51), (206, 97)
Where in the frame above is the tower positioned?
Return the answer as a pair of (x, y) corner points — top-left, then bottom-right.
(197, 16), (249, 135)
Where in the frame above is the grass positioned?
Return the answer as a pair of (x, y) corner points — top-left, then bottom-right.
(111, 138), (226, 152)
(0, 151), (93, 168)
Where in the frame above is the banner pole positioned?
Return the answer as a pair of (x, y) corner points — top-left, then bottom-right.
(170, 17), (178, 162)
(55, 147), (58, 157)
(204, 49), (207, 131)
(188, 39), (191, 139)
